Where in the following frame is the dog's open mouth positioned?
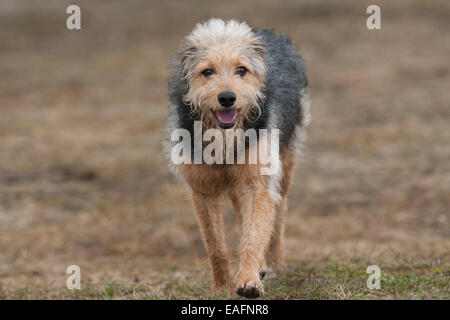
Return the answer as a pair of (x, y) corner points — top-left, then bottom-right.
(215, 108), (238, 129)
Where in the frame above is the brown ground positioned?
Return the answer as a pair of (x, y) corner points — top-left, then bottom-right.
(0, 0), (449, 299)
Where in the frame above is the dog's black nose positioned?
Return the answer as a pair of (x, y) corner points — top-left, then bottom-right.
(218, 92), (236, 108)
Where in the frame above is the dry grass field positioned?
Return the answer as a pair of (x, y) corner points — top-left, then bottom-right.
(0, 0), (449, 299)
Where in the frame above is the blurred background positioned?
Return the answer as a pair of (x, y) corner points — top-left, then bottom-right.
(0, 0), (449, 299)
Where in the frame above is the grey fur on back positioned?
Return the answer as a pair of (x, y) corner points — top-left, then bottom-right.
(249, 29), (308, 147)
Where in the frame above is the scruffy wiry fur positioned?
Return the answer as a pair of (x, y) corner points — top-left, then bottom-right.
(164, 18), (310, 298)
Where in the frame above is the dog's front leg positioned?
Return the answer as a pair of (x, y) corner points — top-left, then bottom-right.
(192, 192), (232, 295)
(235, 183), (275, 298)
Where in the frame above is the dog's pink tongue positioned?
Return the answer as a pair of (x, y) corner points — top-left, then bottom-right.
(216, 109), (237, 124)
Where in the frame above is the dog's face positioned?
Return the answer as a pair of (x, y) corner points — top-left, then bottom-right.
(181, 19), (266, 129)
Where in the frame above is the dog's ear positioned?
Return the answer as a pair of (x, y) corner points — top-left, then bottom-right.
(249, 40), (266, 78)
(181, 46), (198, 79)
(181, 46), (197, 64)
(252, 40), (266, 58)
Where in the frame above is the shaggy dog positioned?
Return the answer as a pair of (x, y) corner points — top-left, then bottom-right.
(165, 18), (309, 298)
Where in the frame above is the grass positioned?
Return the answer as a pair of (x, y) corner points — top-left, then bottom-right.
(264, 263), (449, 299)
(1, 262), (448, 299)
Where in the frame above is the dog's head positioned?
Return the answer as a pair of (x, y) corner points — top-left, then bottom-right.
(180, 19), (266, 129)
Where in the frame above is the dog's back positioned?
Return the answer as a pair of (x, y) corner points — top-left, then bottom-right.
(249, 29), (309, 149)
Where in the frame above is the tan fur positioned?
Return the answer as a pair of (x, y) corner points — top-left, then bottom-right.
(181, 145), (296, 296)
(177, 19), (298, 297)
(191, 192), (233, 293)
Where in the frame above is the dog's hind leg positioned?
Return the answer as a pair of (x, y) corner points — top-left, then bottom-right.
(228, 191), (243, 227)
(262, 201), (286, 278)
(192, 193), (233, 295)
(263, 146), (296, 278)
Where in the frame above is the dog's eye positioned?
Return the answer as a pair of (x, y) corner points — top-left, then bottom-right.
(236, 66), (248, 77)
(201, 68), (214, 78)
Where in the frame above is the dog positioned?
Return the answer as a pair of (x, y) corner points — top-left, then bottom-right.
(164, 18), (309, 298)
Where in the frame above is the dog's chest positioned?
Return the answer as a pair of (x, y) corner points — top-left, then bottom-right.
(181, 163), (260, 195)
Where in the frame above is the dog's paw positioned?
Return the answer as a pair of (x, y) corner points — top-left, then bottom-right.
(259, 270), (267, 280)
(259, 266), (277, 280)
(236, 279), (264, 298)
